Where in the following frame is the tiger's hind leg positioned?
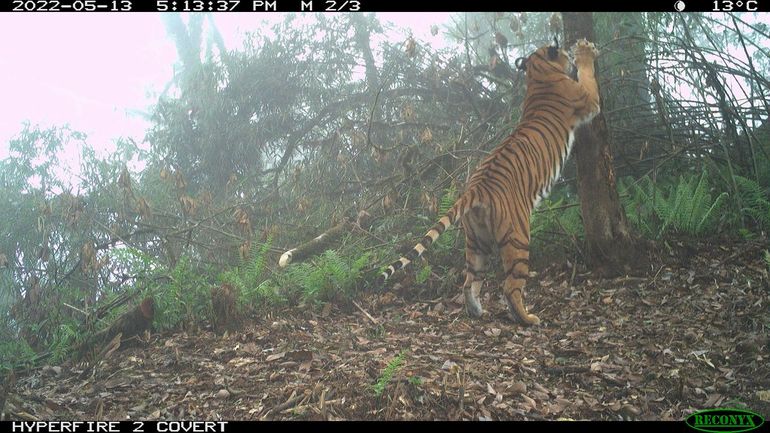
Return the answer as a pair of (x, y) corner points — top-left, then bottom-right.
(462, 207), (492, 319)
(462, 244), (487, 318)
(498, 232), (540, 326)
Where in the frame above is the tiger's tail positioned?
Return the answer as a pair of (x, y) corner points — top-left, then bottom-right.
(380, 194), (470, 283)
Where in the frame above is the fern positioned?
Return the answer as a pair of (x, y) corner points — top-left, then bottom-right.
(621, 171), (728, 238)
(733, 175), (770, 230)
(218, 236), (281, 308)
(245, 235), (273, 287)
(373, 350), (406, 397)
(434, 186), (459, 252)
(153, 256), (212, 331)
(276, 249), (370, 303)
(438, 185), (457, 215)
(620, 176), (658, 238)
(531, 195), (584, 244)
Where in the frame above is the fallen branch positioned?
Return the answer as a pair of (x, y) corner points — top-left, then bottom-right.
(352, 300), (379, 325)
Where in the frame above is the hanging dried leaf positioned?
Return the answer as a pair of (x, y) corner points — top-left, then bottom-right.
(296, 197), (310, 214)
(174, 171), (187, 191)
(430, 25), (439, 36)
(495, 32), (508, 50)
(233, 208), (252, 235)
(238, 241), (251, 262)
(118, 166), (132, 191)
(405, 37), (416, 58)
(419, 128), (433, 144)
(81, 242), (96, 274)
(401, 103), (415, 122)
(134, 197), (152, 220)
(382, 193), (394, 211)
(179, 195), (198, 216)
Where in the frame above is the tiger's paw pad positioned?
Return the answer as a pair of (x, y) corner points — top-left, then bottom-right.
(572, 39), (599, 63)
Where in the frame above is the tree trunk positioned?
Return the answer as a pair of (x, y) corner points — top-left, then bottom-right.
(593, 13), (654, 177)
(562, 12), (646, 275)
(350, 14), (380, 91)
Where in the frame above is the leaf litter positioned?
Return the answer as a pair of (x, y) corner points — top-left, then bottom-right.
(8, 240), (770, 420)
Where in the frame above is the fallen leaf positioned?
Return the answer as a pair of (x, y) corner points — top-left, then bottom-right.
(266, 352), (286, 362)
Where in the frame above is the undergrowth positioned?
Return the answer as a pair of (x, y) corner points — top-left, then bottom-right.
(620, 169), (729, 238)
(276, 249), (370, 304)
(373, 349), (407, 397)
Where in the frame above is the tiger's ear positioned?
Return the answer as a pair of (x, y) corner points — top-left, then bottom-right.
(515, 57), (527, 71)
(547, 37), (560, 60)
(547, 46), (558, 60)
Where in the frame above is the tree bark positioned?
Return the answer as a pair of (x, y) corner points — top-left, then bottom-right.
(593, 13), (654, 175)
(562, 12), (646, 275)
(350, 14), (380, 91)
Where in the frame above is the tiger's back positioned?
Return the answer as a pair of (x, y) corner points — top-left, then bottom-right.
(380, 39), (601, 326)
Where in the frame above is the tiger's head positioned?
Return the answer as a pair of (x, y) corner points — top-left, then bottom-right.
(515, 38), (573, 79)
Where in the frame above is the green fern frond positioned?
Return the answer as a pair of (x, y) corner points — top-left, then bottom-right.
(373, 350), (407, 397)
(696, 192), (728, 233)
(245, 235), (273, 287)
(277, 249), (370, 303)
(438, 185), (457, 216)
(733, 175), (770, 229)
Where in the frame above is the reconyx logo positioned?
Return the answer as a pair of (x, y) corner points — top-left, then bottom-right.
(686, 408), (765, 433)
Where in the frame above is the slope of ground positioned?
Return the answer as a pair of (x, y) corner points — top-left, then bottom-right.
(7, 240), (770, 421)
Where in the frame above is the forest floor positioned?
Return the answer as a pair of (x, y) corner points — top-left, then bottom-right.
(9, 239), (770, 421)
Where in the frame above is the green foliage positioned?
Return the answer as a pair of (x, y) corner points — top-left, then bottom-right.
(656, 171), (727, 236)
(732, 175), (770, 230)
(373, 349), (406, 397)
(415, 264), (432, 285)
(763, 250), (770, 273)
(434, 186), (459, 252)
(110, 247), (162, 281)
(0, 326), (36, 372)
(153, 257), (213, 332)
(620, 170), (728, 238)
(531, 195), (584, 241)
(219, 236), (283, 308)
(274, 250), (370, 304)
(620, 176), (658, 238)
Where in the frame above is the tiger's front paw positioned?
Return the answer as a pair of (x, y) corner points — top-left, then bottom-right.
(572, 38), (599, 66)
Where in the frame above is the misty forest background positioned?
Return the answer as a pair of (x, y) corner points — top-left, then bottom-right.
(1, 12), (769, 378)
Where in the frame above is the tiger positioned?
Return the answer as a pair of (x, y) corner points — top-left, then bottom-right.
(380, 39), (601, 326)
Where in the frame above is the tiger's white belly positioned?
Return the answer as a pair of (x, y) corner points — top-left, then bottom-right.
(533, 129), (576, 209)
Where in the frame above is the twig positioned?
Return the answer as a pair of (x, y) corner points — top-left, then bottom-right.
(62, 303), (89, 317)
(352, 300), (379, 325)
(261, 391), (300, 419)
(385, 371), (404, 420)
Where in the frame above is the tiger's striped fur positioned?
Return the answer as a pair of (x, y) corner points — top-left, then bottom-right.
(380, 39), (601, 325)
